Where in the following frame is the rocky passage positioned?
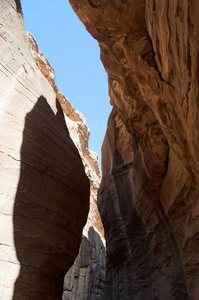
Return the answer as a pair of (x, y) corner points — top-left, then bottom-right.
(69, 0), (199, 299)
(0, 1), (91, 299)
(1, 0), (199, 299)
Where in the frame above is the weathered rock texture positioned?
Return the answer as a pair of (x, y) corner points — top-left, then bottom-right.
(27, 31), (106, 299)
(70, 0), (199, 299)
(0, 1), (90, 299)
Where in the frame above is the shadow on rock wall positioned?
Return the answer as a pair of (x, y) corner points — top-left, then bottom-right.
(13, 96), (89, 299)
(15, 0), (23, 14)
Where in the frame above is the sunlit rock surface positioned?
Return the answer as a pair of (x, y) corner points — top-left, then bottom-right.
(70, 0), (199, 299)
(0, 1), (90, 299)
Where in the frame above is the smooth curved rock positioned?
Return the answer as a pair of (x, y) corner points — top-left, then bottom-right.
(0, 1), (89, 299)
(70, 0), (199, 299)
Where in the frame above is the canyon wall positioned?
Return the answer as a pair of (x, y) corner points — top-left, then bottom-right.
(70, 0), (199, 299)
(0, 1), (90, 299)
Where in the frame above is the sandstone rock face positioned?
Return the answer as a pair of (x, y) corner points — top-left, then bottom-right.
(0, 1), (90, 299)
(70, 0), (199, 299)
(27, 31), (106, 299)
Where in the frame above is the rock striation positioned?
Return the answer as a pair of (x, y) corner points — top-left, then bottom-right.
(70, 0), (199, 299)
(0, 1), (90, 299)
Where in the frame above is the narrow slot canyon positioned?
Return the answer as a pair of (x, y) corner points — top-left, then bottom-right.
(0, 1), (199, 300)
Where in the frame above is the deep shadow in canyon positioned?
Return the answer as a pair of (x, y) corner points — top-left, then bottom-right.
(13, 96), (89, 299)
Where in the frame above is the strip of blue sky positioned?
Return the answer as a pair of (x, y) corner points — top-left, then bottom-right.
(20, 0), (111, 170)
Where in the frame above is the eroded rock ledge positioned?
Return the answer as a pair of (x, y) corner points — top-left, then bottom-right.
(70, 0), (199, 299)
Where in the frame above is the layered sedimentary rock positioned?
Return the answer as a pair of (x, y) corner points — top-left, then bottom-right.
(27, 32), (106, 299)
(0, 1), (90, 299)
(70, 0), (199, 299)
